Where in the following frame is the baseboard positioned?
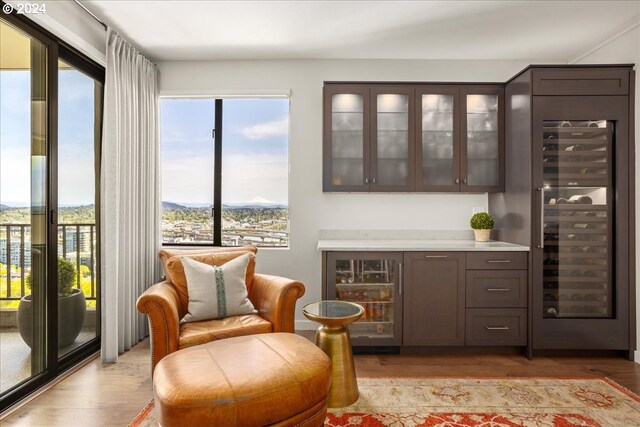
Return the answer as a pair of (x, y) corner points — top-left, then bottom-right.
(295, 320), (317, 331)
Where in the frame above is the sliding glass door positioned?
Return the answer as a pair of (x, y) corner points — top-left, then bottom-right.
(0, 17), (49, 399)
(0, 13), (103, 411)
(56, 57), (102, 359)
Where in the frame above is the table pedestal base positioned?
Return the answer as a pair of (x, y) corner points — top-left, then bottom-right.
(315, 324), (359, 408)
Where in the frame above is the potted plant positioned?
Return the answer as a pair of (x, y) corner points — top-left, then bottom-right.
(17, 257), (86, 348)
(470, 212), (494, 242)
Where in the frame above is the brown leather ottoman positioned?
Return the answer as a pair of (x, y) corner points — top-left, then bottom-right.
(153, 333), (332, 427)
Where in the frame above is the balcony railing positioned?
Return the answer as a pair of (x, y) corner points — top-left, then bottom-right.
(1, 223), (97, 302)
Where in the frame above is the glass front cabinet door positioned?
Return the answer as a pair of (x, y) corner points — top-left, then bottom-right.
(416, 86), (460, 191)
(460, 86), (504, 192)
(323, 85), (370, 191)
(370, 87), (415, 191)
(326, 252), (403, 346)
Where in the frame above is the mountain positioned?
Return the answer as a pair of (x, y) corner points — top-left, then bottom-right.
(59, 203), (95, 208)
(162, 201), (188, 210)
(162, 201), (287, 210)
(223, 203), (287, 209)
(0, 202), (29, 208)
(0, 204), (8, 209)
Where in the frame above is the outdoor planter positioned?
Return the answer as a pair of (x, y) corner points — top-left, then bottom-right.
(17, 288), (86, 349)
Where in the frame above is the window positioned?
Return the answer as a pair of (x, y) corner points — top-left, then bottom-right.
(161, 98), (289, 247)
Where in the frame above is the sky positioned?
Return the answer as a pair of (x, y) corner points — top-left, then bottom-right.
(161, 97), (289, 206)
(1, 71), (289, 208)
(0, 67), (96, 207)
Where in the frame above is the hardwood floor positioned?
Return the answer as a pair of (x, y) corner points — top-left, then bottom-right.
(2, 333), (640, 426)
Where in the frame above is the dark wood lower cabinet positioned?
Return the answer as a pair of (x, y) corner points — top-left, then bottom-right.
(324, 250), (530, 350)
(403, 252), (465, 346)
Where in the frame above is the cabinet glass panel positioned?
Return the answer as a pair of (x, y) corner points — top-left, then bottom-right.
(466, 94), (499, 186)
(333, 257), (397, 339)
(421, 94), (454, 185)
(331, 94), (364, 186)
(541, 120), (613, 319)
(376, 94), (409, 186)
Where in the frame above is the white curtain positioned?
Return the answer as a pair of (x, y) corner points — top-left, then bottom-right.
(101, 29), (162, 363)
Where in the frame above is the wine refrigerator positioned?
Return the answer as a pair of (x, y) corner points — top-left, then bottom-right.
(531, 95), (631, 351)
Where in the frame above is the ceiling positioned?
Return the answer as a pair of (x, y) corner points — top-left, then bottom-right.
(84, 1), (640, 62)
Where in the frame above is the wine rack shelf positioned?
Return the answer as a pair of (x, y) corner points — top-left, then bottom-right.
(541, 121), (613, 319)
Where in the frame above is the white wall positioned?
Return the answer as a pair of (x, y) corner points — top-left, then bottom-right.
(574, 23), (640, 362)
(158, 59), (562, 327)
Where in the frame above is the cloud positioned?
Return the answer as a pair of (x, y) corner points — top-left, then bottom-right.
(240, 117), (288, 140)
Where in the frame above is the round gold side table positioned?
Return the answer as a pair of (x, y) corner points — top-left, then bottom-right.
(302, 300), (364, 408)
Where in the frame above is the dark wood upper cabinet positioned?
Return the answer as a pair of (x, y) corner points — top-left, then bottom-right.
(415, 85), (461, 192)
(324, 82), (504, 193)
(460, 85), (505, 192)
(323, 84), (371, 192)
(370, 86), (416, 192)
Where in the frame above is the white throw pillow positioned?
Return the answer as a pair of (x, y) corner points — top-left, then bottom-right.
(181, 253), (256, 323)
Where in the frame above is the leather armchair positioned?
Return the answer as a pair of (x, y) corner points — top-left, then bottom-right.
(137, 262), (305, 374)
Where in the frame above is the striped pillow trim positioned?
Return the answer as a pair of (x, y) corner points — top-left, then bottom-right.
(214, 267), (227, 318)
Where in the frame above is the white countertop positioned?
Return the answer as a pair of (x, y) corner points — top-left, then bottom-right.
(317, 239), (529, 252)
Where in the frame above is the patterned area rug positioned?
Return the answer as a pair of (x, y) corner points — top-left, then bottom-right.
(130, 377), (640, 427)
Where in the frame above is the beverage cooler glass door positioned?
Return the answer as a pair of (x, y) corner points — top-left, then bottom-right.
(328, 253), (402, 346)
(541, 121), (613, 319)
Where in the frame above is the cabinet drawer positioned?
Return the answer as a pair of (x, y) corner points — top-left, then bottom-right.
(466, 252), (527, 270)
(466, 270), (527, 308)
(465, 309), (527, 346)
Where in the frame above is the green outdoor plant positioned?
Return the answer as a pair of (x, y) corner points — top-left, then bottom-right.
(25, 257), (77, 297)
(470, 212), (494, 230)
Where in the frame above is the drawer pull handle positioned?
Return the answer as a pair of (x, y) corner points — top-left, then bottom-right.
(487, 288), (511, 292)
(487, 260), (511, 263)
(485, 326), (510, 331)
(425, 255), (448, 258)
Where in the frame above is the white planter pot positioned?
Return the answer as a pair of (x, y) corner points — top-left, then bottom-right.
(473, 229), (491, 242)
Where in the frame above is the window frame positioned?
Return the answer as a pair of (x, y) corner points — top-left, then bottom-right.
(159, 96), (290, 248)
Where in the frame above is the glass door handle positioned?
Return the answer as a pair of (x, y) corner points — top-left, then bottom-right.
(372, 177), (376, 184)
(462, 178), (467, 184)
(455, 178), (460, 184)
(365, 178), (369, 184)
(537, 187), (544, 249)
(398, 262), (403, 295)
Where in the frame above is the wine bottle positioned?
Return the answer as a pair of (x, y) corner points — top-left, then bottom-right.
(574, 223), (594, 230)
(569, 195), (592, 204)
(583, 168), (605, 174)
(565, 144), (584, 151)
